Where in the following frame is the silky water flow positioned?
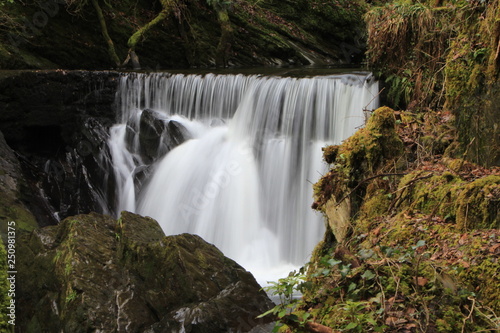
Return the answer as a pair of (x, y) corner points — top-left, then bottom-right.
(106, 72), (379, 285)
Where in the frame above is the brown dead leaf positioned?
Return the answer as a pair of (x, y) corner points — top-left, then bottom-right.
(459, 233), (468, 245)
(372, 226), (383, 237)
(415, 277), (429, 286)
(386, 316), (407, 326)
(405, 323), (418, 329)
(489, 243), (500, 254)
(460, 260), (470, 268)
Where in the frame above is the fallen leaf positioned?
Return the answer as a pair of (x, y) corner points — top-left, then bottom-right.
(415, 277), (428, 286)
(489, 243), (500, 254)
(459, 234), (468, 245)
(406, 307), (417, 315)
(385, 317), (399, 326)
(372, 226), (382, 237)
(386, 316), (407, 326)
(460, 260), (470, 268)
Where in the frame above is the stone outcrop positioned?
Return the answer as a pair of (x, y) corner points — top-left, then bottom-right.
(17, 211), (274, 332)
(0, 70), (120, 226)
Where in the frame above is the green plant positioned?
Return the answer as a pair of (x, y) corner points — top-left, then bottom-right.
(65, 290), (78, 304)
(385, 71), (414, 109)
(341, 300), (387, 332)
(258, 267), (311, 332)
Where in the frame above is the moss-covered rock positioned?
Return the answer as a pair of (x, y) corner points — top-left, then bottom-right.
(313, 107), (405, 242)
(17, 211), (273, 332)
(455, 175), (500, 230)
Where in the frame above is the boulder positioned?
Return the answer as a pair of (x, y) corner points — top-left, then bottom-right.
(17, 211), (274, 332)
(139, 109), (167, 162)
(163, 120), (192, 151)
(139, 110), (193, 162)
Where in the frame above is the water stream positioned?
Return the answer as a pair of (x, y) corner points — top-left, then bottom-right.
(106, 72), (379, 284)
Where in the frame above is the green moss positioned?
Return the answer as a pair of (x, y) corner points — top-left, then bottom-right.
(455, 175), (500, 230)
(0, 195), (37, 240)
(452, 258), (500, 312)
(322, 145), (339, 164)
(0, 239), (14, 332)
(337, 107), (404, 176)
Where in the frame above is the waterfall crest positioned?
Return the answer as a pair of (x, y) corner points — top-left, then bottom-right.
(107, 72), (379, 282)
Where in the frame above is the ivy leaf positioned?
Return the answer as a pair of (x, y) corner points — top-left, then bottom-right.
(413, 240), (426, 250)
(361, 269), (376, 280)
(344, 322), (358, 330)
(328, 259), (342, 266)
(327, 258), (342, 266)
(340, 264), (351, 277)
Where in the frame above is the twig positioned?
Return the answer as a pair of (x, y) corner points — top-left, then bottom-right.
(456, 137), (476, 172)
(387, 172), (434, 211)
(363, 87), (386, 113)
(283, 317), (338, 333)
(461, 297), (476, 333)
(335, 173), (406, 208)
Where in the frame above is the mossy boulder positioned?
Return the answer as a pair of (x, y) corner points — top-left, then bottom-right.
(17, 211), (273, 332)
(313, 107), (404, 242)
(386, 171), (499, 231)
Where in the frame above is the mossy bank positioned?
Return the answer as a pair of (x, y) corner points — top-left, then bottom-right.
(0, 0), (369, 69)
(266, 107), (499, 332)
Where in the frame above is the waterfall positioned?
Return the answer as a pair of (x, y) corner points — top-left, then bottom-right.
(107, 72), (379, 283)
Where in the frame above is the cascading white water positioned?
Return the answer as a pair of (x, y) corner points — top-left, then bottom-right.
(108, 72), (379, 283)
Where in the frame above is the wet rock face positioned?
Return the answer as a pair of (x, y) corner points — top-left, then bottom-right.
(164, 119), (192, 151)
(0, 131), (38, 238)
(139, 109), (166, 161)
(17, 211), (274, 333)
(0, 70), (120, 226)
(138, 109), (193, 163)
(0, 70), (119, 148)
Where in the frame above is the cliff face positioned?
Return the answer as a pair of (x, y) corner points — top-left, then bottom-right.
(17, 211), (274, 332)
(0, 70), (119, 228)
